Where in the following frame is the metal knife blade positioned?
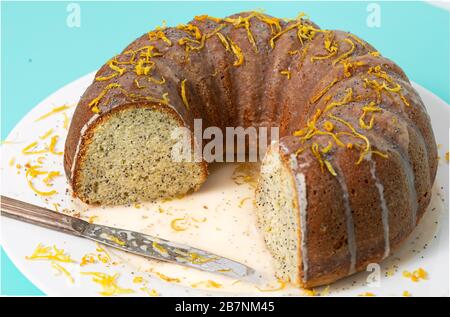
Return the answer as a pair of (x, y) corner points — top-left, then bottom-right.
(1, 195), (255, 279)
(72, 218), (255, 278)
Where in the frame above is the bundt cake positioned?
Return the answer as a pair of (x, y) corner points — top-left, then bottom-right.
(64, 11), (438, 288)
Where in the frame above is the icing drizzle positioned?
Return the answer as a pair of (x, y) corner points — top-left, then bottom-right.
(334, 163), (357, 274)
(368, 157), (390, 259)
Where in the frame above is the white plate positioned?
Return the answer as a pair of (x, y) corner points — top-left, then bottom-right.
(1, 72), (449, 297)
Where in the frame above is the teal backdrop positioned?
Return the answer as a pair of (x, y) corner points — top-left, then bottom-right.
(1, 1), (449, 295)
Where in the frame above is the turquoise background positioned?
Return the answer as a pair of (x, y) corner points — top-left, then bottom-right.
(1, 1), (448, 295)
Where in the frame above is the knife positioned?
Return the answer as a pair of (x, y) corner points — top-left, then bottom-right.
(1, 195), (255, 279)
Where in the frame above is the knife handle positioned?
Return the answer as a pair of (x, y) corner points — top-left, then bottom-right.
(1, 195), (82, 236)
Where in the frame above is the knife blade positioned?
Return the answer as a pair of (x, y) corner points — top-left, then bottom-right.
(1, 195), (255, 279)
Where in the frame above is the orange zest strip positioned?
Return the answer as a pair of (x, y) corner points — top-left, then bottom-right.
(22, 142), (48, 155)
(49, 135), (63, 155)
(39, 129), (54, 140)
(35, 105), (71, 121)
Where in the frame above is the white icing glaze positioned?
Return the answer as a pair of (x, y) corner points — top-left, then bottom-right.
(294, 172), (309, 282)
(368, 156), (390, 259)
(289, 153), (297, 170)
(377, 111), (417, 227)
(377, 111), (410, 152)
(344, 110), (417, 230)
(334, 163), (357, 275)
